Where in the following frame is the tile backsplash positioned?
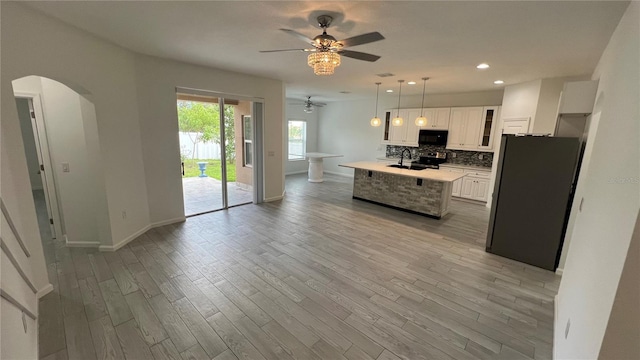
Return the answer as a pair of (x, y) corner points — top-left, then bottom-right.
(386, 145), (493, 168)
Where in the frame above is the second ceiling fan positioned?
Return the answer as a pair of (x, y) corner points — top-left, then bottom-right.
(261, 15), (385, 75)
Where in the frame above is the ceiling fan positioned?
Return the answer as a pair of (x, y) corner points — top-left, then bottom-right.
(289, 97), (326, 113)
(261, 15), (384, 75)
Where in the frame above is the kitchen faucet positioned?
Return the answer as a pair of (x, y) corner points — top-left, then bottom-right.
(399, 147), (412, 167)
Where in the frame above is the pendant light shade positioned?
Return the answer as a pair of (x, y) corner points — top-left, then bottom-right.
(370, 82), (382, 127)
(415, 77), (430, 127)
(392, 80), (404, 126)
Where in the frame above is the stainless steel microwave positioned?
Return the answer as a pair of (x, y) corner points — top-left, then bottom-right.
(418, 130), (448, 145)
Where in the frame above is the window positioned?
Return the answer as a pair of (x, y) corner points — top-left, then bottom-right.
(242, 115), (252, 167)
(288, 120), (306, 160)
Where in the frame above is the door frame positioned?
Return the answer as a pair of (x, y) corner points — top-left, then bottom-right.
(14, 92), (63, 239)
(176, 87), (265, 214)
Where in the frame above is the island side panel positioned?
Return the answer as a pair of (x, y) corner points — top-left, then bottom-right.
(352, 169), (445, 218)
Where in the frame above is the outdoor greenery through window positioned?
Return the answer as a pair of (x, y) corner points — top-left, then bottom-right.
(177, 99), (236, 181)
(288, 120), (306, 160)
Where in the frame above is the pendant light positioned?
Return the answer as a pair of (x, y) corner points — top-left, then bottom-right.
(392, 80), (404, 126)
(370, 82), (382, 127)
(415, 77), (430, 127)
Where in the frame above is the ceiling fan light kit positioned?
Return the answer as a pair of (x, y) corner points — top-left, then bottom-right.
(392, 80), (404, 127)
(415, 77), (430, 127)
(261, 14), (384, 76)
(308, 52), (341, 75)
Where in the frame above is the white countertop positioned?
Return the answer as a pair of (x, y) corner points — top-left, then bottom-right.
(306, 152), (343, 159)
(439, 164), (492, 172)
(339, 161), (467, 182)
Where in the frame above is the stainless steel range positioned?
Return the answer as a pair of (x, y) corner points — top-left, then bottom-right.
(411, 152), (447, 170)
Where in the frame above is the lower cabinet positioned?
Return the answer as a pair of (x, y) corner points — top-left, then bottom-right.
(442, 166), (491, 202)
(447, 168), (465, 197)
(461, 176), (490, 201)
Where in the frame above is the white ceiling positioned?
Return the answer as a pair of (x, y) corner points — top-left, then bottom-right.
(23, 1), (628, 102)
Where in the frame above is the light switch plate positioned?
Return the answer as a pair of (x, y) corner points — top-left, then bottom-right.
(62, 163), (70, 172)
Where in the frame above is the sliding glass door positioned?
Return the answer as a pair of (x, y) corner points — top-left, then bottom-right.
(177, 93), (257, 216)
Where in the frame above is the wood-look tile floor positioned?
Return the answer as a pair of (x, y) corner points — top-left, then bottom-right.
(37, 174), (560, 360)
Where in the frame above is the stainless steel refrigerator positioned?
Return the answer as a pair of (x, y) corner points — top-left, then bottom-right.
(486, 135), (580, 271)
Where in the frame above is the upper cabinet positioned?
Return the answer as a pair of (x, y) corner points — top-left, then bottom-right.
(382, 109), (421, 147)
(422, 108), (451, 130)
(380, 106), (499, 151)
(478, 106), (499, 150)
(447, 106), (500, 152)
(447, 107), (484, 150)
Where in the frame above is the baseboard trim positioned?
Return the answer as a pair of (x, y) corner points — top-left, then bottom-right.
(555, 267), (564, 275)
(264, 193), (285, 202)
(285, 170), (308, 175)
(151, 216), (186, 228)
(554, 294), (559, 359)
(99, 217), (187, 252)
(324, 170), (354, 178)
(37, 283), (54, 299)
(66, 241), (100, 248)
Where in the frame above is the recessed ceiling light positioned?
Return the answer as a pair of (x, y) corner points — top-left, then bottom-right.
(477, 63), (490, 69)
(494, 80), (504, 85)
(407, 81), (417, 85)
(386, 90), (393, 93)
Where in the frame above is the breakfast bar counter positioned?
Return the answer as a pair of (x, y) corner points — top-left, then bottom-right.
(339, 161), (466, 218)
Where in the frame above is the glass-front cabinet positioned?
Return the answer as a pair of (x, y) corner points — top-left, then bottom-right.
(381, 111), (392, 143)
(478, 106), (500, 151)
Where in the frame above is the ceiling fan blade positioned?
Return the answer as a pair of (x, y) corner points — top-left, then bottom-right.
(280, 29), (315, 45)
(260, 49), (309, 53)
(338, 32), (385, 47)
(339, 50), (381, 62)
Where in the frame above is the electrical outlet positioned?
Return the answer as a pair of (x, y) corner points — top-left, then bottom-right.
(565, 318), (571, 339)
(268, 151), (275, 157)
(452, 153), (457, 158)
(121, 211), (127, 219)
(479, 154), (484, 160)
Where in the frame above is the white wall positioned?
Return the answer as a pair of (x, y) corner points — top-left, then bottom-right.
(12, 77), (111, 246)
(1, 2), (285, 252)
(555, 2), (639, 359)
(285, 101), (319, 175)
(133, 54), (284, 224)
(15, 98), (44, 190)
(1, 2), (150, 247)
(318, 90), (505, 176)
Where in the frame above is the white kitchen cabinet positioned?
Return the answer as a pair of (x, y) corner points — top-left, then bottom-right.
(462, 169), (491, 201)
(460, 177), (475, 198)
(442, 166), (491, 202)
(440, 167), (464, 197)
(446, 107), (484, 150)
(384, 109), (420, 146)
(477, 106), (500, 151)
(422, 107), (451, 130)
(474, 178), (490, 201)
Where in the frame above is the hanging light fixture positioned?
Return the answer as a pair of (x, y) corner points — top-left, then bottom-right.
(307, 51), (341, 75)
(370, 82), (382, 127)
(392, 80), (404, 126)
(415, 77), (430, 127)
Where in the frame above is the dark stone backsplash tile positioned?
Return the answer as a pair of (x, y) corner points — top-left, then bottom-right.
(386, 145), (493, 168)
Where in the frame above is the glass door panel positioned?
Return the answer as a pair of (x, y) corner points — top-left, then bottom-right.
(177, 95), (224, 215)
(223, 99), (254, 207)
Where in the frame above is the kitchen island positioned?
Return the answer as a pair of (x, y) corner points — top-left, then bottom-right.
(339, 161), (466, 219)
